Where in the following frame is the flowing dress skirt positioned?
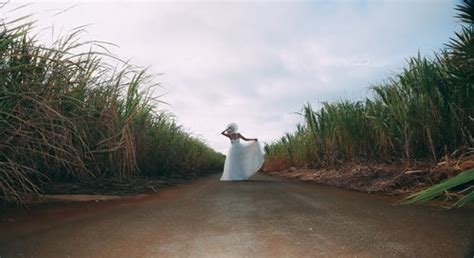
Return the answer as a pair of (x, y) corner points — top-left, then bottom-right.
(220, 139), (264, 181)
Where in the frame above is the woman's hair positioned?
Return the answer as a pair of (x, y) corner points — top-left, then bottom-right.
(226, 123), (238, 133)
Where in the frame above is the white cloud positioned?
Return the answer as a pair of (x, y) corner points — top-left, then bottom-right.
(4, 0), (457, 153)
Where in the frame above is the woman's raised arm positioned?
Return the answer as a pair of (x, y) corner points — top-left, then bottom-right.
(238, 133), (257, 141)
(221, 128), (230, 138)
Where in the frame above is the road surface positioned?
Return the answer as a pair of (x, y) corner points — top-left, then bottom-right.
(1, 173), (473, 257)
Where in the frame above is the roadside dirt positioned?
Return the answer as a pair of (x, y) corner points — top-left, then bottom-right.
(265, 159), (474, 197)
(0, 172), (218, 211)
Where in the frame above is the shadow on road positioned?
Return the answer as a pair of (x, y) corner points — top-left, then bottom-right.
(466, 242), (474, 258)
(245, 180), (276, 183)
(218, 179), (276, 183)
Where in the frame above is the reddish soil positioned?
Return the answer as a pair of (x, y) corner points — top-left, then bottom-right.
(265, 159), (474, 197)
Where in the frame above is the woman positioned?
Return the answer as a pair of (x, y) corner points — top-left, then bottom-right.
(220, 123), (264, 181)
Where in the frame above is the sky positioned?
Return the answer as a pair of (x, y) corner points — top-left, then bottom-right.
(3, 0), (459, 154)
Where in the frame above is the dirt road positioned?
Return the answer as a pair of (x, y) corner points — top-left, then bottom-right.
(1, 173), (473, 257)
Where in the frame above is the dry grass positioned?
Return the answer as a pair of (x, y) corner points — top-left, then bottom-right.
(0, 7), (224, 204)
(264, 0), (474, 206)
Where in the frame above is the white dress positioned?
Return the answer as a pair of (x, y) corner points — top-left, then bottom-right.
(220, 138), (264, 181)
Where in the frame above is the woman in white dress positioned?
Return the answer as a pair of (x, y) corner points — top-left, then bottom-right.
(220, 123), (264, 181)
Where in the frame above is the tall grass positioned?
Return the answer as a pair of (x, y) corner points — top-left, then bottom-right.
(0, 10), (224, 204)
(264, 0), (473, 205)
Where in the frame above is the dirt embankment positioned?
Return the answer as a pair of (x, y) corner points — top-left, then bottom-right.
(265, 159), (474, 196)
(1, 171), (220, 209)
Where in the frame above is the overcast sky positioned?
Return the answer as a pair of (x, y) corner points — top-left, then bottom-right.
(4, 0), (458, 153)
